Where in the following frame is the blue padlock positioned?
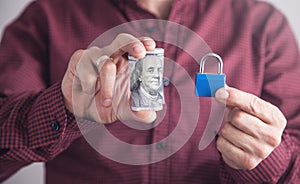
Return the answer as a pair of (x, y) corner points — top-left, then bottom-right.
(195, 53), (226, 97)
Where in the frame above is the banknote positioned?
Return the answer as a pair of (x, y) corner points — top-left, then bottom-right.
(129, 48), (165, 111)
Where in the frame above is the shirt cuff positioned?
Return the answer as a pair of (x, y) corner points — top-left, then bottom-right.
(27, 82), (81, 150)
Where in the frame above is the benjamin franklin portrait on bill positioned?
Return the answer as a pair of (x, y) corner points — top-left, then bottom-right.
(129, 49), (165, 111)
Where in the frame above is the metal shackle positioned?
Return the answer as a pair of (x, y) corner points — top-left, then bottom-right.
(200, 53), (223, 74)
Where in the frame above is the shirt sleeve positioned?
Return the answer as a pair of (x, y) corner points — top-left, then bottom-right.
(0, 2), (82, 181)
(0, 83), (82, 181)
(219, 3), (300, 184)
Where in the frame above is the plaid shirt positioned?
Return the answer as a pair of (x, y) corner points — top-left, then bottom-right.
(1, 0), (300, 183)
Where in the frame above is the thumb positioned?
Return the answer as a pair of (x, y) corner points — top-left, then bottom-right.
(131, 110), (157, 123)
(116, 94), (157, 123)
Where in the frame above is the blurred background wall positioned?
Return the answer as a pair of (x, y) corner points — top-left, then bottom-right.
(1, 0), (299, 183)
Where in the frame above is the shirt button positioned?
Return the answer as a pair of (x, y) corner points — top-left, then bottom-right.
(156, 142), (167, 150)
(51, 122), (60, 131)
(163, 77), (170, 86)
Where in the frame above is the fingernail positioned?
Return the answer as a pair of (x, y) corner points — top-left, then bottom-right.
(133, 44), (144, 53)
(102, 99), (112, 107)
(143, 39), (155, 46)
(215, 88), (229, 100)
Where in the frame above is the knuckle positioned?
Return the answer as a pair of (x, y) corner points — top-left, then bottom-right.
(254, 124), (265, 138)
(269, 105), (287, 130)
(70, 50), (84, 64)
(231, 109), (244, 125)
(101, 61), (116, 73)
(229, 90), (239, 100)
(254, 145), (270, 159)
(249, 96), (260, 114)
(88, 47), (102, 58)
(278, 113), (287, 129)
(140, 36), (153, 41)
(216, 137), (225, 152)
(265, 132), (281, 148)
(73, 49), (85, 58)
(220, 123), (229, 136)
(140, 37), (155, 45)
(243, 155), (259, 170)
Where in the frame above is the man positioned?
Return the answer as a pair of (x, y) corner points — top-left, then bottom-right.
(130, 54), (164, 111)
(0, 0), (299, 183)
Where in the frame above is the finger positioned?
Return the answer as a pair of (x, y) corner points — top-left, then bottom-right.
(139, 36), (156, 51)
(226, 107), (267, 139)
(88, 35), (156, 62)
(118, 107), (157, 124)
(62, 50), (85, 111)
(73, 50), (99, 94)
(99, 59), (117, 107)
(221, 122), (273, 159)
(215, 87), (287, 127)
(216, 136), (245, 169)
(64, 49), (85, 93)
(221, 122), (254, 153)
(115, 36), (155, 74)
(107, 33), (156, 59)
(107, 33), (146, 59)
(132, 110), (157, 123)
(217, 135), (259, 170)
(88, 35), (156, 76)
(226, 106), (282, 150)
(222, 153), (240, 170)
(67, 49), (84, 76)
(84, 34), (145, 63)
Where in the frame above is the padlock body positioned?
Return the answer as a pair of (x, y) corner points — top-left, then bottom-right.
(195, 73), (226, 97)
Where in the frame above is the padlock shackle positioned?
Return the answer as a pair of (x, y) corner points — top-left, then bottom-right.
(200, 53), (223, 74)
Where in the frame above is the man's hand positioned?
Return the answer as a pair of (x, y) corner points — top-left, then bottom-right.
(215, 87), (287, 170)
(62, 33), (157, 124)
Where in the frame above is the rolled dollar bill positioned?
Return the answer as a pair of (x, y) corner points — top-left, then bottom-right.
(129, 48), (165, 111)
